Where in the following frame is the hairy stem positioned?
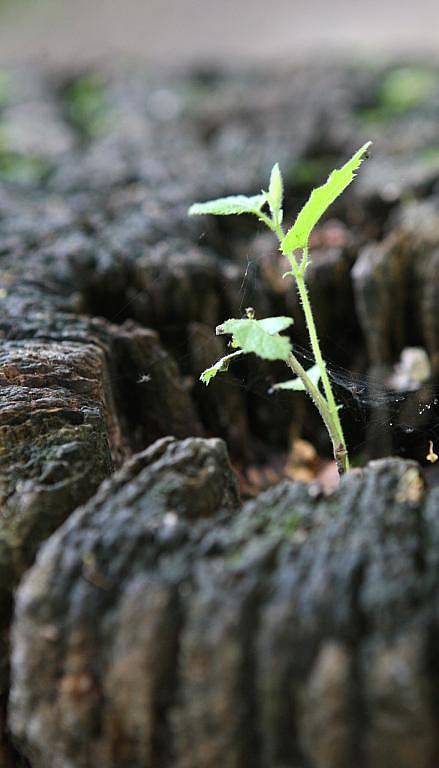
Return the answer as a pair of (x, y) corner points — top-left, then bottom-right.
(294, 268), (349, 472)
(285, 352), (335, 437)
(285, 351), (348, 475)
(269, 223), (349, 473)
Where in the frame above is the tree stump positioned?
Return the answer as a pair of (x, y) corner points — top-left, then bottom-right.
(8, 438), (439, 768)
(0, 61), (438, 766)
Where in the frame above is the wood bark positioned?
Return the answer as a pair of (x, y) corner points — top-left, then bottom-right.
(0, 62), (438, 766)
(8, 438), (439, 768)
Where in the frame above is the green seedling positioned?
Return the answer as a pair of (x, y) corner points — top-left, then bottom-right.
(189, 142), (371, 475)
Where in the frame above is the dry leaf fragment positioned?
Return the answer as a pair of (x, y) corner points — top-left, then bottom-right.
(426, 441), (438, 463)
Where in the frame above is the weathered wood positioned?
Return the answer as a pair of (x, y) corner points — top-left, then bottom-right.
(0, 61), (439, 766)
(0, 196), (202, 762)
(353, 200), (439, 374)
(0, 314), (202, 762)
(8, 438), (439, 768)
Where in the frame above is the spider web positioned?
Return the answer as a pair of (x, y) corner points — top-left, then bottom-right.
(119, 245), (439, 468)
(207, 262), (439, 466)
(284, 342), (439, 460)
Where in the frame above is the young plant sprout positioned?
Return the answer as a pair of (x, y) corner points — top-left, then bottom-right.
(189, 142), (371, 475)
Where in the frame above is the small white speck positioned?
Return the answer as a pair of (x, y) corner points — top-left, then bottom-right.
(163, 512), (178, 527)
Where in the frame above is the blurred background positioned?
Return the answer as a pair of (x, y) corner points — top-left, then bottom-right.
(0, 0), (438, 67)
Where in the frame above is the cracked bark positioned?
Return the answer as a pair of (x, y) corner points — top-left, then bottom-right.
(8, 439), (439, 768)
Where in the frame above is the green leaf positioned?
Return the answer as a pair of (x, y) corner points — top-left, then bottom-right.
(281, 142), (372, 254)
(200, 350), (244, 385)
(216, 316), (293, 361)
(189, 194), (266, 217)
(271, 363), (321, 392)
(266, 162), (283, 217)
(250, 316), (292, 334)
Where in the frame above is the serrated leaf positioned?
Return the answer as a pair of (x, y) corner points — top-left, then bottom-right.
(281, 142), (371, 254)
(216, 316), (293, 361)
(189, 194), (266, 217)
(272, 363), (321, 392)
(200, 350), (244, 385)
(267, 162), (283, 216)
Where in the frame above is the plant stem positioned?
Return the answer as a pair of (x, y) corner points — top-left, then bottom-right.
(294, 270), (349, 473)
(285, 352), (339, 445)
(269, 223), (349, 474)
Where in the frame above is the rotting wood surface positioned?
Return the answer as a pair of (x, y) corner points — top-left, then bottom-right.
(0, 62), (438, 766)
(9, 438), (439, 768)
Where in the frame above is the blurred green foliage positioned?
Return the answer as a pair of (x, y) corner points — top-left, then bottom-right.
(289, 156), (339, 187)
(0, 70), (11, 107)
(359, 65), (437, 124)
(380, 66), (436, 111)
(418, 146), (439, 166)
(0, 148), (51, 183)
(63, 73), (109, 140)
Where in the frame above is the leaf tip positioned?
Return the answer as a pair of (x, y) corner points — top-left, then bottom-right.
(355, 140), (373, 165)
(200, 367), (216, 385)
